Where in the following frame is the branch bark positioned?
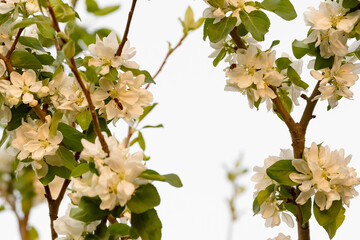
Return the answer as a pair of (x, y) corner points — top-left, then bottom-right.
(115, 0), (138, 57)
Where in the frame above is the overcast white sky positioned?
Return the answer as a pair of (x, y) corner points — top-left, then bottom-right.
(2, 0), (360, 239)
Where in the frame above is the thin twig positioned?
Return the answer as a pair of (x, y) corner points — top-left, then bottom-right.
(299, 81), (321, 130)
(33, 105), (47, 122)
(145, 34), (188, 89)
(68, 58), (110, 155)
(115, 0), (138, 56)
(6, 28), (24, 59)
(45, 0), (110, 155)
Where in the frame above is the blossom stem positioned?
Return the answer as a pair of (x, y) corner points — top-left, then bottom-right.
(45, 0), (110, 155)
(6, 27), (24, 59)
(33, 105), (47, 122)
(68, 58), (110, 155)
(115, 0), (138, 57)
(229, 28), (246, 50)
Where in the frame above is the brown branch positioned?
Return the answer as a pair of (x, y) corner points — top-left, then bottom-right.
(0, 53), (13, 74)
(69, 58), (110, 155)
(124, 126), (133, 148)
(45, 1), (61, 33)
(299, 81), (321, 131)
(115, 0), (138, 56)
(229, 28), (247, 50)
(270, 86), (296, 131)
(6, 28), (24, 59)
(33, 105), (47, 122)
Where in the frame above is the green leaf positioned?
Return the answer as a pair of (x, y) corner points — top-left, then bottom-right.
(10, 51), (43, 70)
(257, 184), (275, 205)
(120, 66), (155, 84)
(36, 22), (56, 39)
(58, 123), (86, 152)
(213, 48), (226, 67)
(56, 146), (77, 170)
(267, 40), (280, 51)
(142, 124), (164, 129)
(28, 227), (39, 240)
(207, 0), (225, 8)
(279, 94), (292, 113)
(19, 36), (45, 51)
(207, 17), (237, 43)
(203, 18), (214, 41)
(292, 39), (310, 59)
(52, 1), (76, 22)
(261, 0), (297, 21)
(237, 23), (248, 36)
(239, 10), (270, 41)
(266, 160), (297, 186)
(76, 110), (92, 131)
(137, 131), (146, 151)
(71, 162), (90, 177)
(323, 206), (345, 239)
(70, 196), (110, 222)
(33, 53), (55, 66)
(301, 198), (312, 227)
(343, 0), (359, 8)
(52, 165), (71, 179)
(252, 197), (261, 215)
(139, 170), (183, 188)
(138, 103), (158, 123)
(253, 184), (275, 215)
(162, 174), (183, 188)
(12, 18), (40, 29)
(108, 223), (131, 236)
(86, 118), (111, 142)
(127, 184), (160, 214)
(7, 104), (31, 131)
(313, 200), (342, 227)
(287, 66), (309, 90)
(50, 110), (63, 137)
(63, 40), (76, 59)
(275, 57), (292, 70)
(83, 66), (99, 83)
(93, 5), (119, 16)
(284, 202), (297, 216)
(314, 50), (334, 70)
(39, 166), (55, 185)
(131, 209), (162, 240)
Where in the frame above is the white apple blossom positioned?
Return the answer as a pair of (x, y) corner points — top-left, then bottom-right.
(0, 69), (46, 107)
(93, 71), (153, 121)
(88, 32), (138, 75)
(311, 57), (359, 108)
(268, 233), (291, 240)
(304, 1), (360, 58)
(252, 149), (295, 228)
(49, 72), (88, 116)
(0, 0), (40, 14)
(70, 133), (147, 210)
(290, 142), (360, 211)
(226, 45), (284, 109)
(11, 115), (63, 177)
(54, 204), (101, 240)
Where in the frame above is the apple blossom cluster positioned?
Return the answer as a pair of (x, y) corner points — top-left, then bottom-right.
(203, 0), (256, 25)
(0, 0), (176, 239)
(69, 133), (147, 211)
(304, 0), (360, 108)
(252, 143), (359, 231)
(290, 142), (360, 211)
(225, 44), (284, 110)
(251, 149), (295, 228)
